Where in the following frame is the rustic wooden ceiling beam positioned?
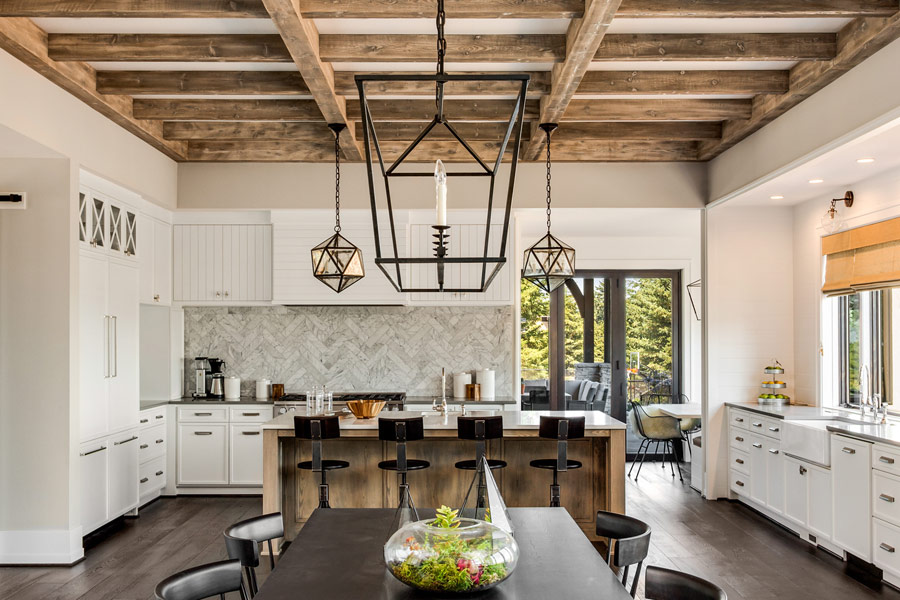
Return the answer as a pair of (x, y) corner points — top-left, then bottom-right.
(337, 71), (551, 97)
(48, 34), (291, 62)
(564, 98), (750, 120)
(0, 0), (269, 18)
(699, 11), (900, 160)
(133, 98), (323, 120)
(347, 99), (541, 121)
(354, 121), (533, 141)
(594, 33), (836, 61)
(0, 17), (185, 160)
(260, 0), (361, 159)
(297, 0), (584, 18)
(319, 34), (565, 63)
(524, 0), (623, 160)
(163, 121), (331, 141)
(547, 121), (722, 141)
(579, 70), (789, 95)
(616, 0), (899, 18)
(97, 70), (310, 96)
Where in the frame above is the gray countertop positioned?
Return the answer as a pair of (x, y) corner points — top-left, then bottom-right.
(141, 397), (275, 410)
(725, 402), (847, 421)
(826, 421), (900, 448)
(404, 395), (518, 405)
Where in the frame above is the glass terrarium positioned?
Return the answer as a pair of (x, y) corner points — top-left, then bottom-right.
(384, 507), (519, 594)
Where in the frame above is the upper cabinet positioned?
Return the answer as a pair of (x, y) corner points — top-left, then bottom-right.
(139, 215), (173, 305)
(79, 186), (138, 261)
(271, 211), (405, 305)
(174, 224), (273, 304)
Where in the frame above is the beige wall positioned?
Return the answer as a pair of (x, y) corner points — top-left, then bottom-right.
(0, 159), (77, 546)
(0, 49), (177, 208)
(177, 161), (706, 210)
(708, 39), (900, 205)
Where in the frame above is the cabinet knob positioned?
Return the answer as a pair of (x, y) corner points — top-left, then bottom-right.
(215, 291), (221, 297)
(224, 291), (230, 297)
(153, 294), (160, 302)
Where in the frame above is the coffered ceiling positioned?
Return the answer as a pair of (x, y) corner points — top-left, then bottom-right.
(0, 1), (898, 163)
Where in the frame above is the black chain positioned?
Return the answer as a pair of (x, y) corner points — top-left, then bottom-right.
(436, 0), (446, 76)
(334, 130), (341, 233)
(545, 128), (552, 233)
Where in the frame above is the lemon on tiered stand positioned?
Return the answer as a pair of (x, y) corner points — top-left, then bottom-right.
(758, 359), (790, 406)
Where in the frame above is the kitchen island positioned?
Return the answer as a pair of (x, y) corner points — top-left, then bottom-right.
(262, 410), (626, 543)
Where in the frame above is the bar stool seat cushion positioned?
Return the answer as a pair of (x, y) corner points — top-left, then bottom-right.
(454, 458), (507, 471)
(529, 458), (583, 470)
(297, 459), (350, 471)
(377, 459), (430, 471)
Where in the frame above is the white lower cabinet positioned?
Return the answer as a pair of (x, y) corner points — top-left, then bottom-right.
(79, 427), (140, 535)
(138, 406), (168, 505)
(832, 435), (872, 562)
(108, 431), (140, 517)
(79, 440), (109, 534)
(765, 440), (784, 515)
(748, 434), (768, 506)
(784, 456), (809, 527)
(178, 423), (228, 485)
(230, 424), (263, 485)
(808, 464), (833, 540)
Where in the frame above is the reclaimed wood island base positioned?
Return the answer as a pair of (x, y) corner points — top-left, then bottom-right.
(262, 410), (626, 543)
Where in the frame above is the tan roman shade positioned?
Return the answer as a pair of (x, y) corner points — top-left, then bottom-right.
(822, 216), (900, 296)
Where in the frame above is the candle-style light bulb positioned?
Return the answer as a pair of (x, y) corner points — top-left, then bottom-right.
(434, 159), (447, 227)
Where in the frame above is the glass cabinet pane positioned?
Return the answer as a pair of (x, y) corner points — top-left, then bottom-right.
(78, 192), (87, 243)
(91, 197), (105, 247)
(125, 211), (137, 257)
(109, 205), (121, 252)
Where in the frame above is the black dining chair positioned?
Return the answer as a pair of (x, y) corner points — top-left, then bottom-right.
(645, 566), (727, 600)
(224, 512), (284, 597)
(596, 510), (652, 598)
(377, 416), (430, 514)
(529, 415), (585, 507)
(294, 415), (349, 508)
(154, 559), (248, 600)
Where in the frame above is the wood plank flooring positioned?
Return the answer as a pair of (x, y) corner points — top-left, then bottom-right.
(2, 467), (899, 599)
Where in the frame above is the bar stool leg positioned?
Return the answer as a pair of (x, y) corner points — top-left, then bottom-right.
(550, 468), (561, 507)
(318, 470), (331, 509)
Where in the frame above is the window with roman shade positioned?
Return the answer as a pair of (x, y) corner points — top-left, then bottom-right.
(822, 216), (900, 296)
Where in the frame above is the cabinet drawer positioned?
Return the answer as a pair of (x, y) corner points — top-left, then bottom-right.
(139, 406), (166, 428)
(762, 417), (782, 440)
(177, 423), (228, 485)
(874, 471), (900, 526)
(229, 406), (272, 423)
(730, 410), (750, 430)
(729, 426), (749, 453)
(874, 517), (900, 577)
(139, 424), (166, 463)
(730, 469), (749, 496)
(178, 406), (228, 422)
(139, 456), (166, 497)
(730, 448), (750, 475)
(873, 444), (900, 477)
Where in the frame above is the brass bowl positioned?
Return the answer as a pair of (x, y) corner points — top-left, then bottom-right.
(346, 399), (386, 419)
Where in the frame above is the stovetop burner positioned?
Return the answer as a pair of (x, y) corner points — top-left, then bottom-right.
(277, 392), (406, 403)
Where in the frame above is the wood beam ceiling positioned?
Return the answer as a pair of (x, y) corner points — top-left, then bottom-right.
(0, 17), (185, 160)
(133, 98), (323, 120)
(97, 70), (310, 96)
(578, 70), (789, 95)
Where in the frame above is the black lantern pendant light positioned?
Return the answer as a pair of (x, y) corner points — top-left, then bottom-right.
(311, 123), (365, 293)
(522, 123), (575, 293)
(356, 0), (529, 294)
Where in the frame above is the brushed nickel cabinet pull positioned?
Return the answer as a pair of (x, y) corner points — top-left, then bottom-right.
(155, 415), (164, 419)
(735, 417), (744, 422)
(242, 431), (261, 436)
(194, 412), (213, 416)
(752, 422), (763, 428)
(881, 543), (896, 553)
(140, 444), (149, 449)
(768, 449), (779, 455)
(735, 458), (745, 465)
(735, 480), (745, 487)
(140, 418), (149, 424)
(156, 439), (164, 444)
(80, 446), (106, 457)
(242, 412), (260, 416)
(195, 431), (213, 435)
(140, 477), (149, 484)
(156, 470), (164, 476)
(752, 443), (763, 449)
(115, 436), (138, 445)
(880, 494), (896, 503)
(735, 436), (744, 442)
(881, 456), (896, 464)
(842, 447), (856, 454)
(768, 427), (780, 432)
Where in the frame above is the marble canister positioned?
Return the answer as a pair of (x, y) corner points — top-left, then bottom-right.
(453, 372), (472, 398)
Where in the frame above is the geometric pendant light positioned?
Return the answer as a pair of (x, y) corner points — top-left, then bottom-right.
(311, 123), (365, 293)
(522, 123), (575, 293)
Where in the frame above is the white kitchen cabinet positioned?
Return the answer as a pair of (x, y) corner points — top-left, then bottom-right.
(108, 430), (140, 517)
(178, 423), (228, 485)
(765, 440), (784, 515)
(229, 424), (263, 485)
(140, 216), (172, 305)
(832, 434), (872, 561)
(79, 186), (138, 261)
(80, 252), (110, 441)
(784, 456), (809, 528)
(138, 406), (168, 505)
(748, 434), (767, 506)
(107, 261), (140, 433)
(79, 440), (109, 535)
(174, 224), (272, 303)
(808, 464), (833, 540)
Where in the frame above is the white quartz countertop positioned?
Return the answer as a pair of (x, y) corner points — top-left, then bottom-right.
(262, 410), (626, 431)
(826, 421), (900, 448)
(725, 402), (850, 421)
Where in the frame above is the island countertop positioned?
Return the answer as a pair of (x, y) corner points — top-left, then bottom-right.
(262, 409), (625, 433)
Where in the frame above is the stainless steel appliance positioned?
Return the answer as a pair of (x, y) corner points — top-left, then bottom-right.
(275, 392), (406, 415)
(193, 357), (209, 398)
(208, 358), (226, 398)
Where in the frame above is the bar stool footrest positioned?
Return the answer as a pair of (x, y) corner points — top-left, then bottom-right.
(378, 459), (430, 471)
(455, 459), (508, 471)
(298, 459), (351, 471)
(529, 459), (583, 470)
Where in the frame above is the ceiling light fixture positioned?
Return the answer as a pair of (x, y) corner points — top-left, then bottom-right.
(356, 0), (529, 293)
(809, 179), (824, 184)
(770, 195), (785, 200)
(310, 123), (365, 293)
(857, 158), (876, 164)
(821, 190), (854, 235)
(522, 124), (576, 293)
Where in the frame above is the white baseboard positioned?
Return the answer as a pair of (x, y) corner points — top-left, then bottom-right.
(174, 487), (262, 495)
(0, 527), (84, 565)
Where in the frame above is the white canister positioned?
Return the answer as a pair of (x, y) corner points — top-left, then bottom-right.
(476, 369), (495, 399)
(256, 379), (271, 400)
(225, 377), (241, 400)
(453, 372), (472, 398)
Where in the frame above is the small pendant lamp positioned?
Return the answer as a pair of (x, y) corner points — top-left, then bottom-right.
(311, 123), (365, 293)
(522, 123), (575, 293)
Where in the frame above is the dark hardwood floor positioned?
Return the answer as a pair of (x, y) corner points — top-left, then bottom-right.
(2, 465), (899, 600)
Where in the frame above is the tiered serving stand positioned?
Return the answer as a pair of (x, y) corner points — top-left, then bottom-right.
(758, 360), (790, 406)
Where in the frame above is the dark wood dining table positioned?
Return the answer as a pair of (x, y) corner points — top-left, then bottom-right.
(254, 507), (632, 600)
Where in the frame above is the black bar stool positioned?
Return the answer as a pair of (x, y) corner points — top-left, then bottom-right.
(154, 559), (248, 600)
(455, 415), (507, 508)
(224, 512), (284, 597)
(377, 416), (430, 512)
(645, 566), (726, 600)
(294, 415), (348, 509)
(529, 415), (585, 507)
(596, 510), (652, 598)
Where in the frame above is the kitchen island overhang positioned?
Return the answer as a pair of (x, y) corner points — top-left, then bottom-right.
(262, 410), (626, 544)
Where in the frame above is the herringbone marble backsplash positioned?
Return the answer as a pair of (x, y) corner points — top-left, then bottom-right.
(184, 306), (514, 397)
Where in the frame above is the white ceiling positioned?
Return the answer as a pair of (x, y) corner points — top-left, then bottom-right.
(518, 207), (701, 238)
(724, 115), (900, 208)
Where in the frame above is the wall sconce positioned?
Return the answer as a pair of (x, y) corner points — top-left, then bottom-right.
(821, 191), (854, 234)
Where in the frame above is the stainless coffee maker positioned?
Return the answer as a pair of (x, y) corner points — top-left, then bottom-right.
(208, 358), (227, 398)
(193, 357), (210, 398)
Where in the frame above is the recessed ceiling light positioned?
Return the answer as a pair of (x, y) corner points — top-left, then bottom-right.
(809, 179), (824, 184)
(857, 158), (876, 164)
(770, 195), (785, 200)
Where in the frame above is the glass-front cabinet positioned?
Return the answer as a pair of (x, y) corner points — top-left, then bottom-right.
(79, 186), (137, 260)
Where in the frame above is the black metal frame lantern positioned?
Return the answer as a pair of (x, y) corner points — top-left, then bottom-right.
(522, 123), (575, 293)
(355, 0), (529, 293)
(311, 123), (365, 293)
